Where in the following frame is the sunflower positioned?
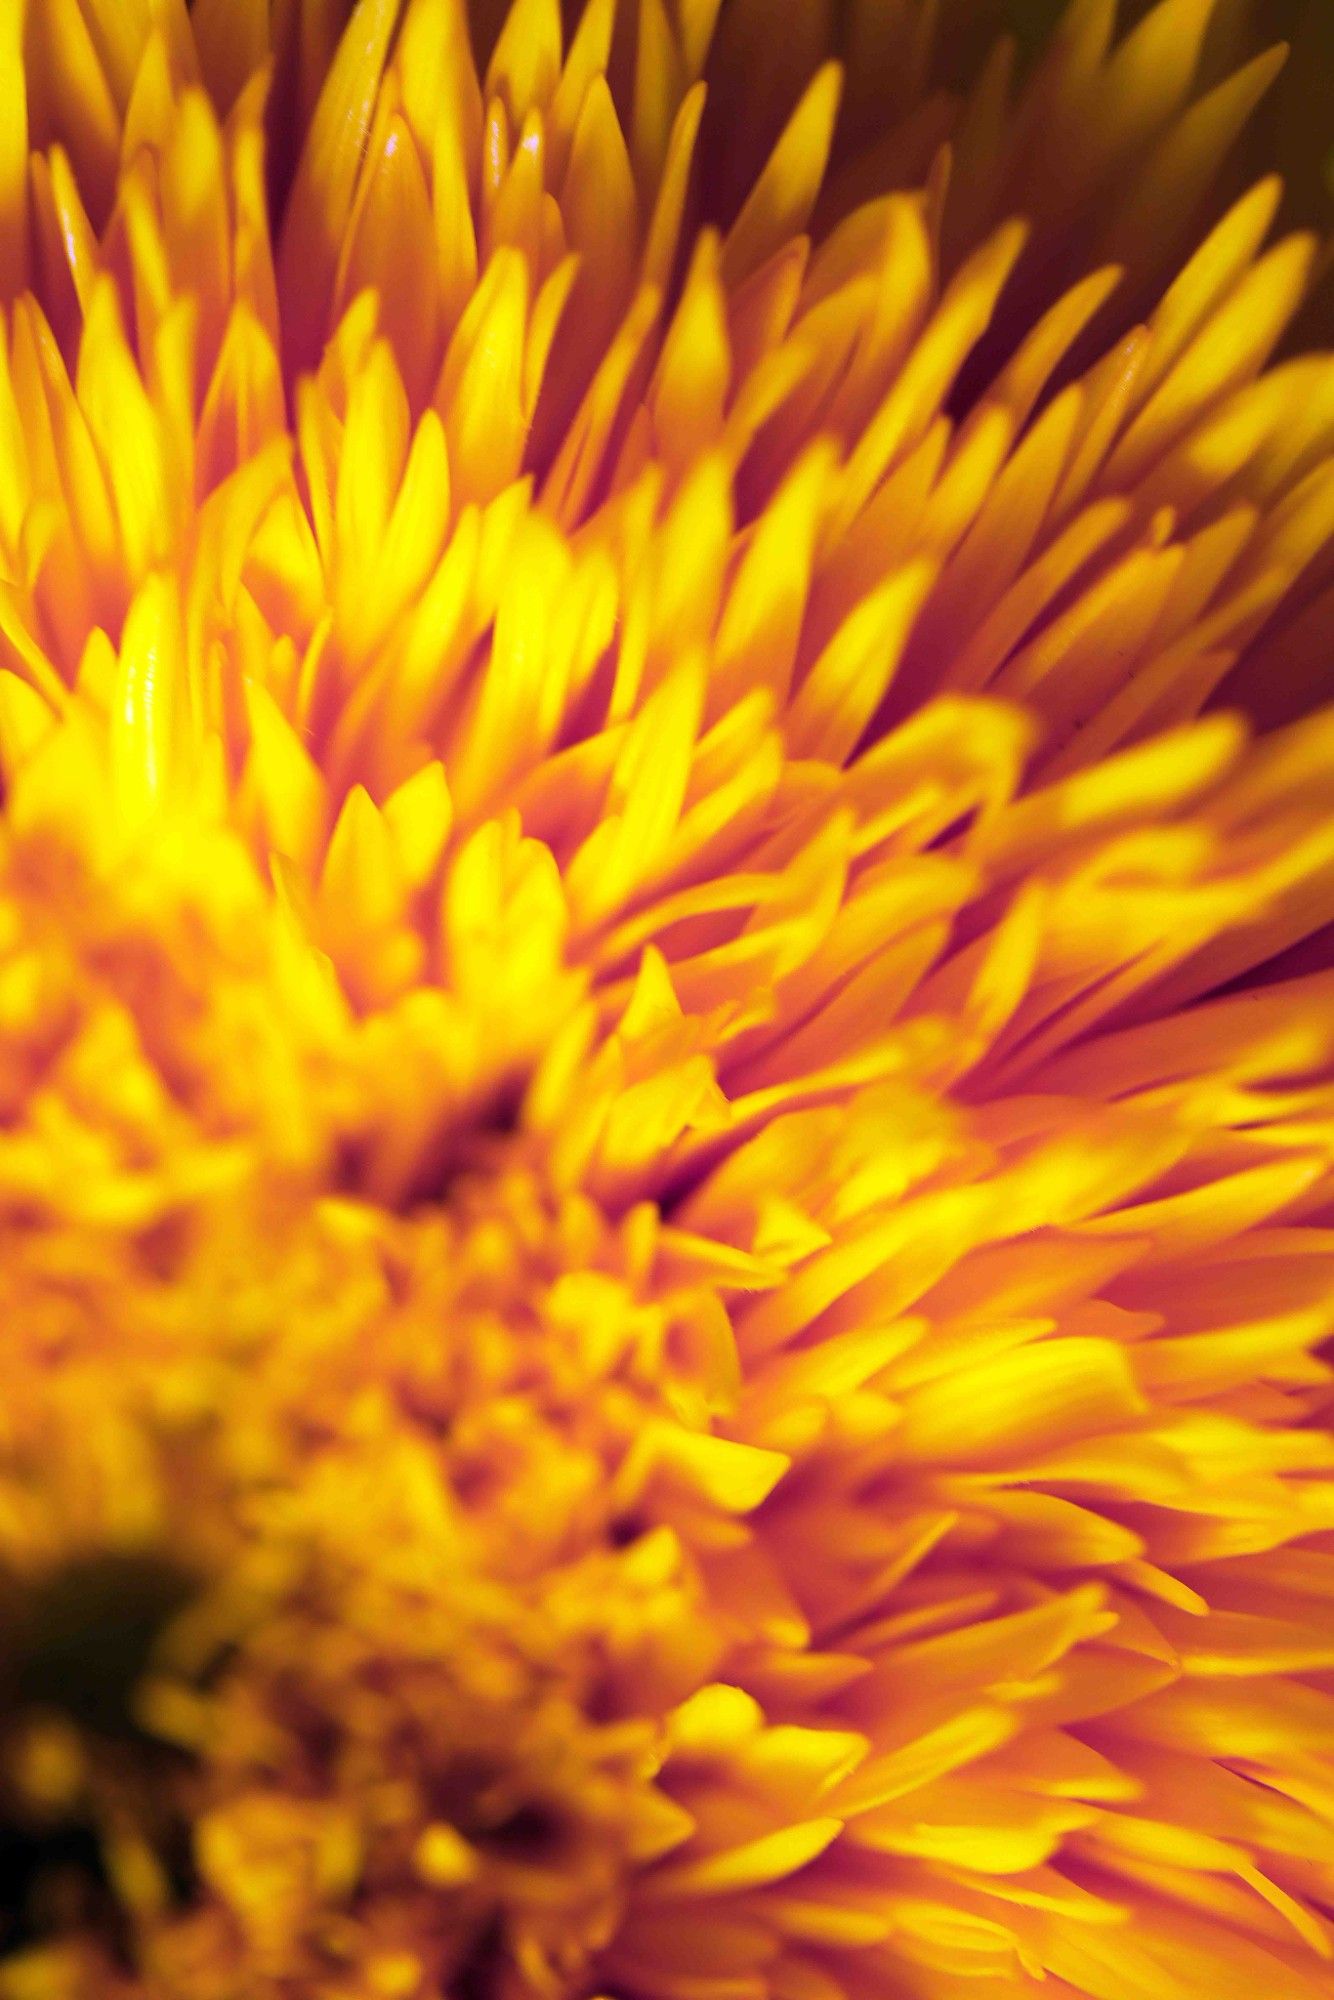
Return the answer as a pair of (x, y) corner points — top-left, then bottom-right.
(1, 0), (1334, 1994)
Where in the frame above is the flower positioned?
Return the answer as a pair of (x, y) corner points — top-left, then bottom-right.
(1, 0), (1333, 1994)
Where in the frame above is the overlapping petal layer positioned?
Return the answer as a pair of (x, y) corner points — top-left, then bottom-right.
(1, 2), (1334, 1997)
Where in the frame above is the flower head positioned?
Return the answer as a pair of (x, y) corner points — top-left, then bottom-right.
(1, 1), (1334, 1996)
